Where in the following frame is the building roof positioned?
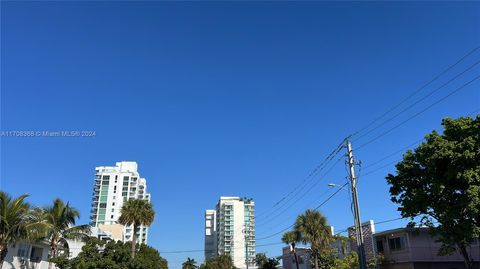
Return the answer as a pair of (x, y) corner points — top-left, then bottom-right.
(374, 226), (429, 237)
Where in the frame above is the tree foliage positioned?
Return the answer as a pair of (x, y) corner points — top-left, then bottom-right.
(281, 231), (300, 245)
(255, 253), (279, 269)
(199, 255), (236, 269)
(119, 199), (155, 258)
(293, 209), (332, 269)
(331, 252), (358, 269)
(35, 198), (90, 269)
(386, 115), (480, 269)
(182, 257), (197, 269)
(51, 238), (168, 269)
(0, 192), (32, 267)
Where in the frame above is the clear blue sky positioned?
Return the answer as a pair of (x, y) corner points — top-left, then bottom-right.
(1, 1), (479, 268)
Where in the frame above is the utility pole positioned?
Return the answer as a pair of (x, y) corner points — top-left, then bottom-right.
(346, 140), (367, 269)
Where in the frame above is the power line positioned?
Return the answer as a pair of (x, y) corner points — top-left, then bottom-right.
(360, 107), (480, 176)
(353, 59), (480, 143)
(362, 139), (423, 170)
(159, 242), (284, 254)
(356, 74), (480, 150)
(256, 156), (343, 227)
(260, 177), (347, 234)
(350, 46), (480, 139)
(334, 217), (405, 235)
(362, 159), (402, 177)
(256, 182), (349, 241)
(256, 140), (345, 221)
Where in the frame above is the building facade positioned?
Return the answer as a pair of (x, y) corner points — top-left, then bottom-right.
(374, 227), (480, 269)
(205, 197), (256, 269)
(205, 209), (217, 260)
(347, 220), (377, 260)
(1, 227), (113, 269)
(90, 161), (151, 244)
(282, 247), (312, 269)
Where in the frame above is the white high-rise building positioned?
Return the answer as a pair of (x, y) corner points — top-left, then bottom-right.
(90, 161), (151, 244)
(205, 197), (255, 269)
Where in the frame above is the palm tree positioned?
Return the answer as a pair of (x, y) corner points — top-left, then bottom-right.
(37, 198), (90, 269)
(293, 209), (332, 269)
(118, 199), (155, 258)
(0, 192), (32, 269)
(282, 231), (301, 269)
(182, 257), (197, 269)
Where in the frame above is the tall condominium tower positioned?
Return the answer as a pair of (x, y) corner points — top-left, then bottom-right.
(205, 197), (255, 269)
(90, 161), (151, 244)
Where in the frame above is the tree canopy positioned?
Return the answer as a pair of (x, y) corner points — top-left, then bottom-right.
(51, 238), (168, 269)
(386, 115), (480, 269)
(293, 209), (332, 269)
(254, 253), (279, 269)
(0, 192), (32, 268)
(182, 258), (197, 269)
(119, 199), (155, 258)
(199, 255), (236, 269)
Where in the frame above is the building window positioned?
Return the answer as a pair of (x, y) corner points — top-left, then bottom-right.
(376, 240), (384, 253)
(17, 243), (29, 258)
(388, 236), (406, 251)
(30, 246), (44, 263)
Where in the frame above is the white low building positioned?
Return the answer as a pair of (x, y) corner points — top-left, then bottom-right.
(1, 227), (114, 269)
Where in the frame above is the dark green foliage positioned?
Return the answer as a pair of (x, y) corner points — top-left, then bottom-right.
(309, 248), (336, 269)
(292, 209), (333, 269)
(0, 192), (32, 265)
(255, 253), (279, 269)
(51, 238), (168, 269)
(49, 254), (71, 269)
(182, 258), (197, 269)
(119, 199), (155, 258)
(131, 244), (168, 269)
(386, 115), (480, 269)
(331, 252), (358, 269)
(199, 255), (236, 269)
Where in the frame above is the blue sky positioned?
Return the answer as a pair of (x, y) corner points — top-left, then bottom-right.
(1, 1), (479, 268)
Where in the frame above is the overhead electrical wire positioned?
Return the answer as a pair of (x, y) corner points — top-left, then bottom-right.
(349, 46), (480, 140)
(160, 242), (284, 254)
(359, 106), (480, 176)
(356, 74), (480, 150)
(362, 139), (423, 170)
(260, 177), (347, 234)
(256, 182), (349, 241)
(255, 139), (345, 220)
(353, 59), (480, 143)
(256, 155), (344, 227)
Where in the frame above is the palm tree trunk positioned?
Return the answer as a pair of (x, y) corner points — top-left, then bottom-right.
(0, 245), (8, 269)
(48, 241), (57, 269)
(313, 253), (319, 269)
(131, 223), (138, 258)
(458, 243), (473, 269)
